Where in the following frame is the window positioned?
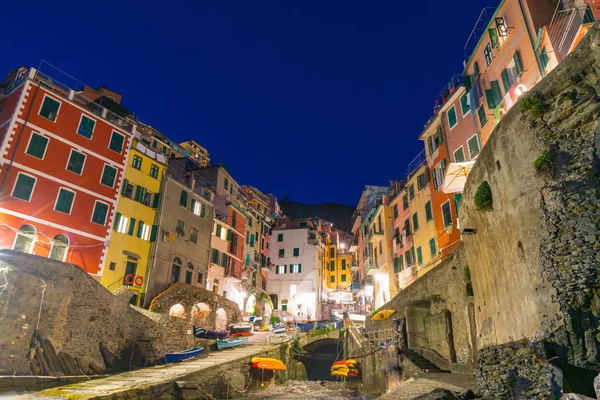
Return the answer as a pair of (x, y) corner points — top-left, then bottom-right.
(149, 164), (159, 179)
(66, 150), (86, 175)
(201, 203), (206, 217)
(231, 211), (237, 228)
(417, 171), (429, 190)
(141, 189), (152, 207)
(478, 106), (487, 128)
(276, 265), (286, 274)
(277, 233), (283, 242)
(197, 271), (203, 284)
(429, 238), (437, 256)
(216, 224), (222, 238)
(408, 184), (415, 200)
(213, 285), (219, 294)
(108, 131), (125, 153)
(402, 195), (409, 210)
(109, 262), (116, 271)
(427, 125), (443, 154)
(489, 26), (500, 49)
(417, 247), (423, 265)
(100, 165), (117, 187)
(91, 202), (109, 225)
(192, 199), (200, 216)
(224, 178), (229, 189)
(500, 52), (523, 92)
(425, 201), (433, 221)
(39, 96), (60, 122)
(13, 225), (36, 253)
(393, 204), (398, 219)
(460, 93), (470, 116)
(330, 276), (335, 283)
(114, 213), (129, 233)
(412, 213), (419, 231)
(484, 42), (493, 66)
(432, 160), (447, 190)
(454, 146), (465, 162)
(54, 188), (75, 214)
(467, 134), (481, 159)
(138, 221), (151, 241)
(441, 201), (453, 228)
(330, 261), (335, 271)
(180, 190), (188, 207)
(293, 248), (299, 257)
(447, 105), (457, 129)
(341, 275), (347, 282)
(290, 264), (302, 273)
(330, 247), (335, 258)
(12, 173), (36, 201)
(279, 249), (285, 257)
(77, 115), (95, 138)
(132, 155), (142, 170)
(485, 80), (503, 109)
(541, 47), (549, 69)
(176, 219), (185, 237)
(171, 257), (182, 284)
(299, 221), (307, 227)
(341, 259), (346, 270)
(127, 218), (137, 235)
(185, 271), (192, 284)
(26, 133), (48, 159)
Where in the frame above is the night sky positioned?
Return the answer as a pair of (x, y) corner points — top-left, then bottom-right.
(0, 0), (496, 205)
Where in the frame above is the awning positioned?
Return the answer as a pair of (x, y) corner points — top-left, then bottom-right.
(443, 161), (475, 194)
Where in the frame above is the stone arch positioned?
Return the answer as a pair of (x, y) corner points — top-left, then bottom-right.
(245, 294), (256, 315)
(169, 303), (186, 319)
(191, 302), (211, 327)
(215, 308), (227, 330)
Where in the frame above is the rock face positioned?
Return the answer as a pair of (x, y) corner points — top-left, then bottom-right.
(460, 21), (600, 399)
(0, 250), (188, 376)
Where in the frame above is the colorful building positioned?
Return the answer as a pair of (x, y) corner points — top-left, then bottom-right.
(178, 140), (210, 167)
(100, 135), (167, 304)
(463, 0), (557, 146)
(388, 181), (416, 291)
(0, 65), (133, 275)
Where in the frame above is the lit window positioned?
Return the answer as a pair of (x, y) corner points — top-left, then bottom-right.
(115, 214), (129, 234)
(149, 164), (159, 179)
(13, 224), (36, 253)
(49, 234), (69, 261)
(276, 265), (286, 274)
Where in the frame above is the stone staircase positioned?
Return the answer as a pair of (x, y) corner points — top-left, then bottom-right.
(403, 349), (449, 373)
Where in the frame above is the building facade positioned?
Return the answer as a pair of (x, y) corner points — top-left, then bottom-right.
(0, 66), (133, 275)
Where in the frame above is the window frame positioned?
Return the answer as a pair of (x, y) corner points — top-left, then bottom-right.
(467, 133), (482, 159)
(190, 226), (199, 244)
(425, 201), (433, 222)
(460, 93), (470, 117)
(100, 164), (118, 188)
(65, 149), (87, 175)
(447, 105), (458, 129)
(25, 132), (49, 160)
(76, 114), (96, 139)
(453, 146), (466, 163)
(91, 201), (110, 226)
(149, 164), (159, 179)
(11, 172), (37, 202)
(132, 154), (143, 170)
(108, 131), (125, 154)
(429, 238), (437, 256)
(54, 187), (76, 215)
(38, 94), (61, 122)
(441, 200), (453, 228)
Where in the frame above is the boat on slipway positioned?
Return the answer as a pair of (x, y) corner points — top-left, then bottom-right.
(165, 347), (204, 363)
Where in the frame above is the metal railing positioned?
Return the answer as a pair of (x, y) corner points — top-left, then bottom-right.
(423, 74), (464, 131)
(406, 149), (427, 178)
(548, 3), (598, 62)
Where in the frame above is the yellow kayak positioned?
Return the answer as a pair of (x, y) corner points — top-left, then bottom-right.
(251, 357), (281, 363)
(331, 370), (348, 377)
(372, 309), (396, 321)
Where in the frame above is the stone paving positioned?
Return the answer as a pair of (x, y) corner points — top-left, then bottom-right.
(26, 331), (275, 399)
(378, 373), (477, 400)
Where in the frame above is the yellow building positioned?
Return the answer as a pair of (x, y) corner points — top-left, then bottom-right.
(406, 164), (440, 279)
(100, 138), (166, 305)
(324, 241), (351, 290)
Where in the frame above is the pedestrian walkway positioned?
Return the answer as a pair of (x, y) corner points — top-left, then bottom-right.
(30, 332), (274, 399)
(378, 373), (477, 399)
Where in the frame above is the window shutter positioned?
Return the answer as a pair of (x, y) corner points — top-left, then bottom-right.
(436, 125), (443, 144)
(460, 94), (470, 114)
(284, 265), (287, 274)
(298, 264), (302, 273)
(275, 266), (279, 274)
(152, 193), (160, 208)
(485, 89), (497, 109)
(514, 51), (523, 75)
(134, 186), (142, 202)
(491, 80), (503, 104)
(464, 74), (472, 92)
(191, 199), (197, 212)
(114, 212), (121, 230)
(122, 179), (129, 195)
(128, 218), (136, 236)
(137, 221), (144, 238)
(150, 225), (157, 242)
(488, 28), (499, 49)
(441, 159), (447, 176)
(501, 69), (511, 92)
(227, 229), (232, 241)
(201, 204), (206, 217)
(427, 136), (433, 154)
(140, 187), (147, 203)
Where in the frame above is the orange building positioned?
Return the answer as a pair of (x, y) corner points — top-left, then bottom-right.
(0, 65), (133, 275)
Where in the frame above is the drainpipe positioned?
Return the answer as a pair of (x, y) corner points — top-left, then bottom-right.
(517, 0), (546, 78)
(0, 70), (41, 196)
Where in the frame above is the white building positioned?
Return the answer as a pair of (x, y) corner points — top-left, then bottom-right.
(267, 224), (323, 321)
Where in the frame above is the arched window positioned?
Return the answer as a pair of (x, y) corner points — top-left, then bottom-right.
(187, 262), (193, 269)
(13, 225), (36, 254)
(171, 257), (182, 284)
(49, 234), (69, 261)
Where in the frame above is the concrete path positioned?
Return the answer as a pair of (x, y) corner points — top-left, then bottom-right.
(26, 331), (276, 399)
(379, 373), (477, 399)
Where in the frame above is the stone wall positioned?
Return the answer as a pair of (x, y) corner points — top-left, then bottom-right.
(460, 22), (600, 397)
(148, 282), (242, 329)
(0, 250), (189, 376)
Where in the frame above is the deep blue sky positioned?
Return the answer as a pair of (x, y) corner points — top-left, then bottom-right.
(0, 0), (494, 205)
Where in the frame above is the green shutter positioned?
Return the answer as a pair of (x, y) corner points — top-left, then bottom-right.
(152, 193), (160, 208)
(436, 125), (443, 144)
(488, 28), (499, 49)
(180, 190), (188, 207)
(150, 225), (157, 242)
(417, 247), (423, 265)
(425, 201), (432, 221)
(514, 51), (523, 75)
(485, 88), (497, 109)
(201, 203), (206, 217)
(448, 107), (457, 128)
(191, 199), (196, 212)
(128, 218), (136, 236)
(427, 136), (433, 154)
(393, 258), (399, 274)
(134, 186), (142, 202)
(501, 69), (511, 92)
(429, 238), (437, 256)
(122, 179), (129, 195)
(114, 212), (122, 230)
(137, 221), (144, 238)
(454, 193), (462, 216)
(541, 48), (549, 68)
(283, 265), (287, 274)
(298, 264), (302, 273)
(412, 213), (419, 231)
(140, 187), (147, 203)
(491, 80), (503, 104)
(227, 229), (232, 241)
(460, 94), (470, 114)
(464, 74), (472, 92)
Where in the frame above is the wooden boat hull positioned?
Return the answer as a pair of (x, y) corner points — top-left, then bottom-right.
(217, 338), (248, 350)
(165, 347), (204, 363)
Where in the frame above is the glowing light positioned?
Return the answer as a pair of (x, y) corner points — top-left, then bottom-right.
(339, 243), (346, 250)
(375, 273), (387, 282)
(515, 84), (528, 97)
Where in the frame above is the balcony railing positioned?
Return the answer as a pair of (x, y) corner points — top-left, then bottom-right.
(406, 149), (427, 178)
(423, 74), (464, 131)
(548, 3), (597, 62)
(364, 258), (379, 275)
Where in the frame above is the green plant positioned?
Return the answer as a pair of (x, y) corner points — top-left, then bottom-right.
(464, 267), (471, 282)
(270, 315), (280, 325)
(520, 94), (549, 119)
(474, 181), (493, 211)
(89, 315), (96, 322)
(534, 150), (554, 173)
(370, 307), (380, 316)
(428, 294), (441, 301)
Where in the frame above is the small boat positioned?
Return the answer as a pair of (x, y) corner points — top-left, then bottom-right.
(229, 322), (252, 335)
(372, 309), (396, 321)
(248, 316), (263, 324)
(217, 338), (248, 350)
(193, 327), (229, 340)
(296, 322), (314, 332)
(272, 323), (287, 333)
(165, 347), (204, 363)
(251, 357), (286, 371)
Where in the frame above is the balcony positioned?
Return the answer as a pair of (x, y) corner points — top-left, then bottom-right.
(369, 228), (384, 244)
(364, 258), (380, 276)
(548, 3), (597, 62)
(350, 262), (360, 272)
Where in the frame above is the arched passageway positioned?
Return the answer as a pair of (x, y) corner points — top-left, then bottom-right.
(300, 338), (340, 381)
